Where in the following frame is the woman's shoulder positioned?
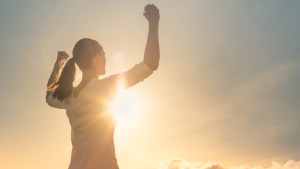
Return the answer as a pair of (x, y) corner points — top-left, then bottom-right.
(84, 77), (111, 91)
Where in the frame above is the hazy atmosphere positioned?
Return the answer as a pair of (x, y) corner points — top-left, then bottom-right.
(1, 0), (300, 169)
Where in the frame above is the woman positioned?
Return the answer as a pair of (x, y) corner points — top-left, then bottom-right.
(46, 4), (160, 169)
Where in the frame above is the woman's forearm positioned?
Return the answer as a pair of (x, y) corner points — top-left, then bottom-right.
(46, 61), (61, 98)
(46, 51), (69, 99)
(144, 23), (160, 71)
(143, 4), (160, 71)
(47, 62), (60, 86)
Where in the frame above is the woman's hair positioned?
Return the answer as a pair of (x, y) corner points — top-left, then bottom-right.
(51, 38), (103, 101)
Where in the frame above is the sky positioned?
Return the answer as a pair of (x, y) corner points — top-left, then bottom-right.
(0, 0), (300, 169)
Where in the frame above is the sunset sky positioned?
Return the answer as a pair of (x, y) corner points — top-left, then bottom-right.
(1, 0), (300, 169)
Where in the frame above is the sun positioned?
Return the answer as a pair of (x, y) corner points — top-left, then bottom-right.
(111, 80), (141, 127)
(112, 92), (143, 128)
(112, 93), (138, 125)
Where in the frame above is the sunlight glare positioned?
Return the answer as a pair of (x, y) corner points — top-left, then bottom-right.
(112, 78), (140, 127)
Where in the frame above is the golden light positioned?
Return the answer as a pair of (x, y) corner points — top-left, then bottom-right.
(113, 93), (138, 125)
(111, 79), (141, 127)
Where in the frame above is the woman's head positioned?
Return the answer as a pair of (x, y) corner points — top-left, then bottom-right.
(51, 38), (106, 101)
(73, 38), (106, 75)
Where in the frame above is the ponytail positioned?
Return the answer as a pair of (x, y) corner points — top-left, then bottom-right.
(52, 58), (76, 101)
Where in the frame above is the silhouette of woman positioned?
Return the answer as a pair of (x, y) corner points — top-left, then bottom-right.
(46, 4), (160, 169)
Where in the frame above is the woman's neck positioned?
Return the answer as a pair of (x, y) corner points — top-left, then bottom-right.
(81, 69), (99, 83)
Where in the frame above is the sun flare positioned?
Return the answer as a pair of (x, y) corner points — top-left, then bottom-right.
(111, 80), (141, 127)
(112, 93), (138, 125)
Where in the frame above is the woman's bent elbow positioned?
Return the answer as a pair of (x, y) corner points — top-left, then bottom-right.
(151, 64), (159, 71)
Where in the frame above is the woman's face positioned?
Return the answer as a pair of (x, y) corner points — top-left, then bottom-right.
(93, 50), (106, 75)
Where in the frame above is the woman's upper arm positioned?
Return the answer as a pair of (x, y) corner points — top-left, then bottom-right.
(103, 62), (153, 90)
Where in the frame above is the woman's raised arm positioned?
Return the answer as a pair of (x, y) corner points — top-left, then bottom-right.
(46, 51), (69, 99)
(143, 4), (160, 71)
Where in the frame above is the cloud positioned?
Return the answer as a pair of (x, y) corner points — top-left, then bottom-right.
(158, 159), (225, 169)
(159, 159), (300, 169)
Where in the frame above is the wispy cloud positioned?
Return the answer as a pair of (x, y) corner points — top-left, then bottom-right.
(159, 159), (300, 169)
